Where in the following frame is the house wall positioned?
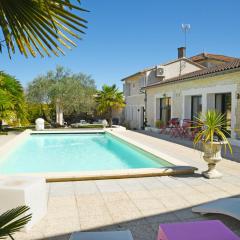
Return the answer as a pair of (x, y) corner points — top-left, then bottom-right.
(146, 71), (240, 138)
(122, 58), (203, 129)
(124, 94), (145, 129)
(147, 59), (202, 85)
(123, 73), (146, 129)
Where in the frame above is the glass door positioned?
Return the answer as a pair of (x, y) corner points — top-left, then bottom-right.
(215, 93), (231, 132)
(160, 97), (171, 125)
(191, 96), (202, 120)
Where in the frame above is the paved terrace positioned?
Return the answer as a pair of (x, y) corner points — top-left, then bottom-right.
(7, 130), (240, 240)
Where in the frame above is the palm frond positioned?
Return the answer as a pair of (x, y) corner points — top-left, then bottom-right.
(0, 206), (32, 239)
(0, 0), (88, 58)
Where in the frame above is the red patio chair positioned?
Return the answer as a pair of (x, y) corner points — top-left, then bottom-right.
(179, 119), (192, 138)
(169, 118), (180, 137)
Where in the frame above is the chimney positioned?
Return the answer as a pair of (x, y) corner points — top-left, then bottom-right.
(178, 47), (186, 58)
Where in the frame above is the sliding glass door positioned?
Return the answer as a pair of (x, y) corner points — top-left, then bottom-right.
(215, 93), (231, 132)
(191, 96), (202, 120)
(160, 97), (171, 125)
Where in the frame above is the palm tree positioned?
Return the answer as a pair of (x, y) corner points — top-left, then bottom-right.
(95, 84), (125, 127)
(0, 206), (32, 240)
(0, 0), (88, 58)
(0, 72), (26, 130)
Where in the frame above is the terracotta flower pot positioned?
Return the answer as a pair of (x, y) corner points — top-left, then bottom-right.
(202, 141), (226, 179)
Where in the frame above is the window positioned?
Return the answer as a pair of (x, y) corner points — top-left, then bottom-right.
(160, 97), (171, 125)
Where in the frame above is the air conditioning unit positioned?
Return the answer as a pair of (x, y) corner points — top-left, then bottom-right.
(156, 66), (165, 77)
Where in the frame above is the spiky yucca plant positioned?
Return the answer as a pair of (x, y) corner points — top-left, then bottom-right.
(192, 110), (232, 154)
(0, 206), (32, 240)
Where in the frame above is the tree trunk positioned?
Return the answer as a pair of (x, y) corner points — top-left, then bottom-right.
(108, 108), (113, 128)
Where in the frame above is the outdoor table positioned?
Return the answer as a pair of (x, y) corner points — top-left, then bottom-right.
(157, 220), (240, 240)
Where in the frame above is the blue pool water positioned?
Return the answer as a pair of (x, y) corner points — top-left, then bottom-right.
(0, 133), (172, 174)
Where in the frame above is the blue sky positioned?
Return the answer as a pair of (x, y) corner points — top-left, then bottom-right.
(1, 0), (240, 89)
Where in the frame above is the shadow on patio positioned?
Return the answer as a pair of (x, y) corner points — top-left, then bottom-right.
(36, 195), (240, 240)
(136, 130), (240, 163)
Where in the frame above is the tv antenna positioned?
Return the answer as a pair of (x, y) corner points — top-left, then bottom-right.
(181, 24), (191, 48)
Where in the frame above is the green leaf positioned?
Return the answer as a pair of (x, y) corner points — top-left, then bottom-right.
(0, 206), (32, 239)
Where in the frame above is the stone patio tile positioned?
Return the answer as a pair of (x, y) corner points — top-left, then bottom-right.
(181, 178), (207, 186)
(76, 194), (104, 204)
(78, 204), (109, 217)
(101, 192), (130, 202)
(127, 223), (157, 240)
(222, 175), (240, 184)
(106, 200), (140, 213)
(13, 231), (45, 240)
(193, 184), (222, 193)
(182, 193), (211, 205)
(150, 188), (177, 198)
(47, 204), (79, 219)
(209, 181), (240, 194)
(110, 210), (142, 223)
(145, 212), (179, 223)
(117, 179), (145, 191)
(79, 214), (114, 231)
(43, 233), (71, 240)
(174, 208), (201, 220)
(205, 190), (232, 200)
(126, 189), (152, 200)
(95, 179), (123, 193)
(140, 208), (169, 217)
(160, 195), (190, 210)
(44, 217), (80, 237)
(161, 179), (188, 188)
(74, 181), (100, 195)
(48, 196), (76, 207)
(173, 186), (201, 196)
(132, 198), (166, 211)
(137, 177), (166, 190)
(50, 182), (75, 197)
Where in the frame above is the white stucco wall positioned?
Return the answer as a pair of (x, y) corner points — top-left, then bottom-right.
(146, 71), (240, 138)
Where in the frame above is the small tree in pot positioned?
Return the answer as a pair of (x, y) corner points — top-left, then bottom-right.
(192, 110), (232, 179)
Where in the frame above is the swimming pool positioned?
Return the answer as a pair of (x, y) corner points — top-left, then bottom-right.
(0, 133), (173, 174)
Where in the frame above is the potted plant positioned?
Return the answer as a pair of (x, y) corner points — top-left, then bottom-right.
(192, 110), (232, 179)
(155, 119), (164, 129)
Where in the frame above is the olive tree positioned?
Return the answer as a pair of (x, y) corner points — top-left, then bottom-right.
(26, 66), (96, 124)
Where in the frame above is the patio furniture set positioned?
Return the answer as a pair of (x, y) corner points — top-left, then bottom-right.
(159, 118), (199, 139)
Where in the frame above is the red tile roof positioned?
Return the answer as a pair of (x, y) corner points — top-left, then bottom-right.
(190, 53), (239, 63)
(145, 59), (240, 89)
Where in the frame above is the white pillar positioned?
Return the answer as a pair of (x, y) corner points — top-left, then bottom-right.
(202, 93), (207, 115)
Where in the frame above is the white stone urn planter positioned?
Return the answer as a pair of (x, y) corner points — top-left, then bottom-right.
(202, 141), (227, 179)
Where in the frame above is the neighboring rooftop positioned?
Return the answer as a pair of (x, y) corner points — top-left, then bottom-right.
(190, 53), (239, 64)
(121, 48), (240, 82)
(146, 59), (240, 88)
